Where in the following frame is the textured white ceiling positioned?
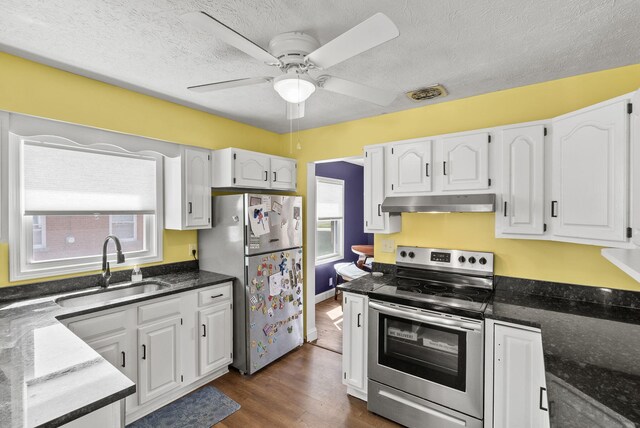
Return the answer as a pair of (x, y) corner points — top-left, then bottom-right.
(1, 0), (639, 133)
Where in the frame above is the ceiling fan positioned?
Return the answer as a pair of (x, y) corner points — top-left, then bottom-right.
(181, 11), (400, 119)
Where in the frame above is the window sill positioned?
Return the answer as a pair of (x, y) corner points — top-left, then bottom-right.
(9, 254), (163, 282)
(315, 254), (344, 266)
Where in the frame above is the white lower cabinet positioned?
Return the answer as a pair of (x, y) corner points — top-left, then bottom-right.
(198, 302), (233, 376)
(63, 282), (233, 424)
(61, 400), (123, 428)
(342, 291), (368, 400)
(137, 316), (183, 404)
(486, 320), (550, 428)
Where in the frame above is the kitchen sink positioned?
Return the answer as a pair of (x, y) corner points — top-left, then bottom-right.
(56, 281), (172, 308)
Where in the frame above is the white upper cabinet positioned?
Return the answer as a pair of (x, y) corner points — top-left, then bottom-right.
(498, 124), (546, 236)
(270, 157), (297, 190)
(164, 146), (212, 230)
(386, 138), (433, 194)
(551, 98), (629, 243)
(630, 90), (640, 246)
(233, 149), (271, 189)
(364, 145), (401, 234)
(212, 148), (296, 191)
(441, 131), (490, 191)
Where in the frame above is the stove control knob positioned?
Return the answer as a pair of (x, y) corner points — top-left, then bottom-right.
(468, 256), (477, 264)
(400, 250), (407, 258)
(479, 257), (487, 265)
(458, 256), (466, 263)
(408, 251), (415, 259)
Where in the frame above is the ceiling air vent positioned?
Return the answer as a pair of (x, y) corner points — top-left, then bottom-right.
(406, 84), (448, 102)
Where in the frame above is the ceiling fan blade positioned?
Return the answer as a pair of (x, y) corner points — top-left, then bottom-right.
(287, 102), (305, 120)
(305, 13), (399, 69)
(188, 77), (273, 93)
(181, 11), (280, 64)
(319, 76), (396, 106)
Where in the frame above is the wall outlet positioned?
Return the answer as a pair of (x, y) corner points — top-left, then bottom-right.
(329, 277), (334, 287)
(380, 239), (395, 253)
(189, 244), (197, 258)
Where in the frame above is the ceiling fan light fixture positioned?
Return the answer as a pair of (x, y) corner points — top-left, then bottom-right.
(274, 74), (316, 104)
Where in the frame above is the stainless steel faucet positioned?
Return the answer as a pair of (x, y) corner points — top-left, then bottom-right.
(101, 235), (126, 288)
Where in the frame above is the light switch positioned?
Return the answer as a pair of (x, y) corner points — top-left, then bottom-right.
(380, 239), (395, 253)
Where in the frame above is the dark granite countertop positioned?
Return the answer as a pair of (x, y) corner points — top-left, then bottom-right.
(0, 269), (234, 428)
(336, 272), (393, 295)
(487, 277), (640, 427)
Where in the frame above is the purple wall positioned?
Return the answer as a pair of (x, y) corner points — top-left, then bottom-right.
(315, 161), (373, 295)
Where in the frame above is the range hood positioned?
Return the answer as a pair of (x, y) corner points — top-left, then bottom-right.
(381, 194), (496, 213)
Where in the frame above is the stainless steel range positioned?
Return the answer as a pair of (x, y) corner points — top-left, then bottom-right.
(367, 246), (494, 428)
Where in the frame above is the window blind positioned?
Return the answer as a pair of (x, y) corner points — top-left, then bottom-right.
(316, 179), (344, 220)
(22, 141), (157, 215)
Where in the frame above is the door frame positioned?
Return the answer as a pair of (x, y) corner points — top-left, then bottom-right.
(305, 156), (364, 343)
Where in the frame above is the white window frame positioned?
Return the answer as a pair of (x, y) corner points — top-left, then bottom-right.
(315, 176), (345, 265)
(32, 216), (46, 250)
(9, 133), (164, 281)
(0, 112), (8, 243)
(109, 215), (138, 242)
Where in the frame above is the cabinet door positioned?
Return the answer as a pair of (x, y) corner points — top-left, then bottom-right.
(198, 302), (232, 376)
(184, 148), (211, 228)
(494, 324), (549, 428)
(137, 316), (182, 405)
(342, 292), (367, 393)
(364, 146), (386, 231)
(271, 157), (297, 190)
(388, 139), (433, 194)
(499, 125), (545, 235)
(442, 132), (490, 191)
(233, 150), (270, 188)
(551, 100), (628, 242)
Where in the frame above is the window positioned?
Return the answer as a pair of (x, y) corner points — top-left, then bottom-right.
(110, 215), (138, 242)
(315, 177), (344, 264)
(9, 134), (163, 281)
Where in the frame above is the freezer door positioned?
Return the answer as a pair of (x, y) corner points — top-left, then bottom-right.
(246, 248), (304, 374)
(245, 194), (302, 255)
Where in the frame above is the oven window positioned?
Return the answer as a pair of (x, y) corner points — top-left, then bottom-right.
(378, 314), (467, 391)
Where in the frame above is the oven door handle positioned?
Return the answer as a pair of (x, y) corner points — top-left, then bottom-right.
(369, 301), (482, 332)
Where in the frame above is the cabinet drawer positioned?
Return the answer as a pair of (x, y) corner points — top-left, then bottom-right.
(67, 310), (127, 341)
(138, 297), (181, 325)
(198, 283), (232, 307)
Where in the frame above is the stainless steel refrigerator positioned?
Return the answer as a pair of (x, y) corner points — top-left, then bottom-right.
(198, 193), (303, 374)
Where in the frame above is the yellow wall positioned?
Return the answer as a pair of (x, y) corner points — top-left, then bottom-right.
(288, 64), (640, 291)
(0, 52), (282, 287)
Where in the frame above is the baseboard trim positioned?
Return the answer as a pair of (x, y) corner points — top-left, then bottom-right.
(347, 386), (368, 402)
(125, 366), (229, 423)
(315, 288), (336, 303)
(306, 327), (318, 342)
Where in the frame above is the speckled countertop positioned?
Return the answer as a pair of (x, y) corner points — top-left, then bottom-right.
(0, 269), (234, 428)
(337, 270), (640, 427)
(487, 277), (640, 427)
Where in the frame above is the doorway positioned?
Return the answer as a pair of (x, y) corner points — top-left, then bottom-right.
(306, 157), (373, 354)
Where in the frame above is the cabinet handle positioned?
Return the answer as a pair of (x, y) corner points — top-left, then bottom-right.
(121, 351), (126, 368)
(443, 161), (447, 175)
(357, 313), (362, 328)
(551, 201), (558, 218)
(188, 202), (193, 214)
(202, 324), (207, 337)
(211, 293), (224, 299)
(377, 204), (382, 217)
(142, 344), (146, 360)
(273, 171), (277, 182)
(425, 162), (430, 177)
(539, 386), (548, 411)
(264, 171), (268, 181)
(503, 201), (507, 217)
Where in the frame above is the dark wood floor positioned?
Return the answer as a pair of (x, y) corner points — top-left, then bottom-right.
(210, 344), (400, 427)
(314, 297), (343, 354)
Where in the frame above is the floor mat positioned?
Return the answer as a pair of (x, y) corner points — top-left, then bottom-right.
(127, 385), (240, 428)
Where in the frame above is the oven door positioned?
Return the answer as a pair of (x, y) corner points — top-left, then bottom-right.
(368, 300), (484, 419)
